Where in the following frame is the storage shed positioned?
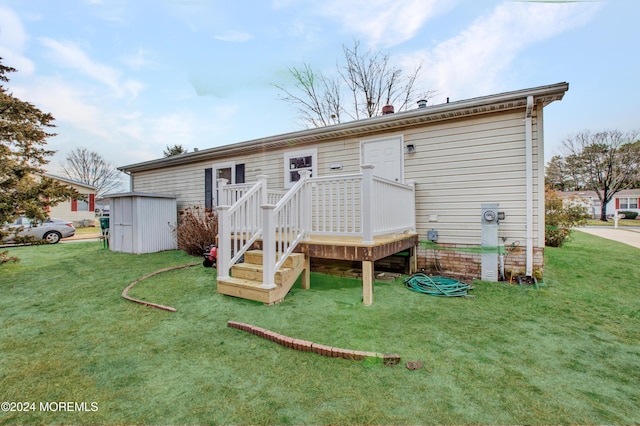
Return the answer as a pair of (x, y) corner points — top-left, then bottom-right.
(104, 192), (177, 254)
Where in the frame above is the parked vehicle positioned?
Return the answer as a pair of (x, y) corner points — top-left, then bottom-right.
(2, 217), (76, 244)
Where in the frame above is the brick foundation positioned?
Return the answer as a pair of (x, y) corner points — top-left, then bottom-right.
(417, 243), (544, 281)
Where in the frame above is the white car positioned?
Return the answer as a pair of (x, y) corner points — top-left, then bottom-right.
(2, 217), (76, 244)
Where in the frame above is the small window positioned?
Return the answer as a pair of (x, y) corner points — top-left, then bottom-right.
(284, 148), (317, 188)
(619, 198), (628, 209)
(620, 197), (638, 209)
(76, 199), (89, 211)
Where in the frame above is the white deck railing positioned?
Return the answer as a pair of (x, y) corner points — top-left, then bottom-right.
(220, 181), (286, 206)
(310, 173), (362, 235)
(216, 165), (415, 286)
(370, 172), (416, 238)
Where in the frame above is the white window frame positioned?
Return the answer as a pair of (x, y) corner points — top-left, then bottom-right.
(212, 161), (236, 206)
(76, 199), (89, 211)
(284, 148), (317, 189)
(619, 197), (638, 209)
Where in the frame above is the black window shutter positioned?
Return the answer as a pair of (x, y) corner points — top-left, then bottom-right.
(235, 164), (245, 184)
(204, 168), (213, 209)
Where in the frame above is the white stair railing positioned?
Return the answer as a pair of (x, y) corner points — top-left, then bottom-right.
(217, 165), (416, 286)
(216, 176), (267, 280)
(261, 170), (311, 289)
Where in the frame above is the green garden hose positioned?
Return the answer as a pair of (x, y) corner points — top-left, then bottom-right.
(404, 273), (474, 298)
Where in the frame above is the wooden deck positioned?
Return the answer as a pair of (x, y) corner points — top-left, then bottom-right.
(301, 232), (419, 261)
(247, 231), (419, 305)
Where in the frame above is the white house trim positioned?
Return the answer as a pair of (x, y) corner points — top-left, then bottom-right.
(283, 147), (318, 189)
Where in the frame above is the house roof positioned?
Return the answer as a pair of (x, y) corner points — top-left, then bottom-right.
(45, 173), (97, 191)
(613, 189), (640, 197)
(119, 82), (569, 174)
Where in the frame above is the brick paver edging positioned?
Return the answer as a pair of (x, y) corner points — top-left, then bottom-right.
(122, 262), (200, 312)
(227, 321), (401, 365)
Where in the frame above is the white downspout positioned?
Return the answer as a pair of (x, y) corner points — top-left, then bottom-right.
(524, 95), (534, 277)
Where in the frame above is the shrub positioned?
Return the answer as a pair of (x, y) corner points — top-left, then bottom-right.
(175, 207), (218, 256)
(618, 210), (638, 220)
(545, 188), (589, 247)
(0, 250), (19, 265)
(544, 226), (570, 248)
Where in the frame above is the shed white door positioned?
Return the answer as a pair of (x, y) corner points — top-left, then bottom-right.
(362, 137), (403, 182)
(112, 197), (133, 253)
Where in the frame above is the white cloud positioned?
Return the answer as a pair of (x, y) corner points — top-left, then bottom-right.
(12, 76), (111, 139)
(0, 6), (35, 74)
(410, 1), (601, 101)
(39, 37), (143, 98)
(213, 31), (253, 42)
(317, 0), (452, 47)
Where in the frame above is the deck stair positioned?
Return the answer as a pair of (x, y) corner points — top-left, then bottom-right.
(216, 250), (306, 305)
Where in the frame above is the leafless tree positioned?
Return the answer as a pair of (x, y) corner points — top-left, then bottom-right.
(561, 129), (640, 221)
(274, 40), (435, 128)
(275, 63), (342, 128)
(61, 147), (123, 197)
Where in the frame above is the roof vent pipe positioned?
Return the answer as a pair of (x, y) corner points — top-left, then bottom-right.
(382, 105), (394, 115)
(417, 99), (428, 108)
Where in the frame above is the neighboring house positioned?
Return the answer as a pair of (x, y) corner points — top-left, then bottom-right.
(119, 82), (569, 304)
(612, 189), (640, 217)
(559, 191), (601, 218)
(560, 189), (640, 218)
(45, 174), (98, 226)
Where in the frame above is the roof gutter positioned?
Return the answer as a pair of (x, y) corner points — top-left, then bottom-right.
(525, 95), (534, 277)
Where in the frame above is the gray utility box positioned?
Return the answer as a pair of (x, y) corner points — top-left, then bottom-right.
(481, 203), (499, 282)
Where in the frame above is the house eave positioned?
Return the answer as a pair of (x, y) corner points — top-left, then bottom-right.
(119, 82), (568, 174)
(44, 173), (98, 191)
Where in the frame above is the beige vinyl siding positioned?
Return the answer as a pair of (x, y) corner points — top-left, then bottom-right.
(133, 139), (364, 210)
(134, 164), (204, 210)
(132, 106), (544, 251)
(404, 108), (541, 248)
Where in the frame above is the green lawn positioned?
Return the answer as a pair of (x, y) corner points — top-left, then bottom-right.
(585, 218), (639, 227)
(1, 232), (638, 424)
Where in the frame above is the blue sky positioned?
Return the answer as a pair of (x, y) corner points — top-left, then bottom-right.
(0, 0), (638, 181)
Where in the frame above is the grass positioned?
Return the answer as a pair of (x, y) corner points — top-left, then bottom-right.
(1, 232), (639, 424)
(585, 218), (639, 227)
(74, 226), (102, 235)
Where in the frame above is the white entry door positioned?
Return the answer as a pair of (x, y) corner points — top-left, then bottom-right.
(212, 161), (235, 206)
(362, 137), (403, 182)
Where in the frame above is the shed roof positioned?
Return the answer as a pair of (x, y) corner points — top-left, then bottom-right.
(102, 191), (177, 199)
(119, 82), (569, 174)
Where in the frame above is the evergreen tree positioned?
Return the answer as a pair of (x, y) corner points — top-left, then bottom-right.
(163, 144), (188, 157)
(0, 58), (79, 249)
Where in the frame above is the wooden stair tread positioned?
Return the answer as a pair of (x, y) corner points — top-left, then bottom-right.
(232, 262), (293, 273)
(217, 276), (275, 289)
(217, 250), (307, 304)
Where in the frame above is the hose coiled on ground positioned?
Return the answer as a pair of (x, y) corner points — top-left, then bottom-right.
(404, 273), (474, 297)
